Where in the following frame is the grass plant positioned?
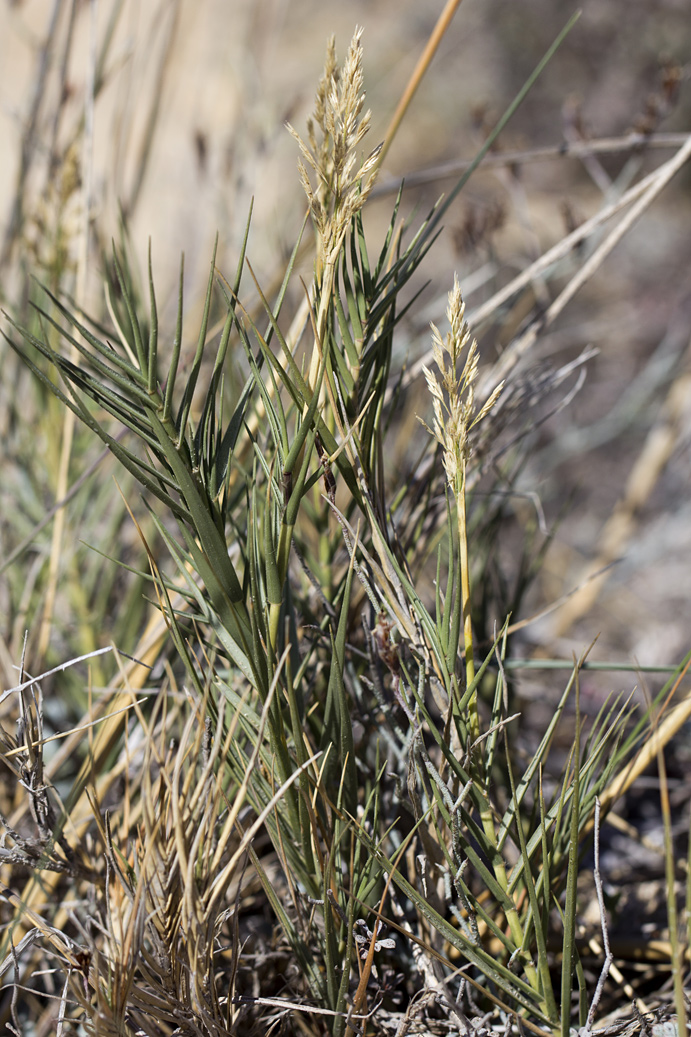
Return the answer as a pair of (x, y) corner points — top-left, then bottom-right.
(2, 8), (691, 1036)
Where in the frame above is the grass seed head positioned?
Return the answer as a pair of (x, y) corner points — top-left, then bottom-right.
(419, 275), (504, 490)
(287, 27), (381, 276)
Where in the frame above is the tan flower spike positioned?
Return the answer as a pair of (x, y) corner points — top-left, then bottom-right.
(419, 276), (503, 493)
(287, 27), (381, 273)
(419, 275), (503, 733)
(287, 27), (383, 394)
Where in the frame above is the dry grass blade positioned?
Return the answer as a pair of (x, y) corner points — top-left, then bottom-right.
(377, 0), (466, 169)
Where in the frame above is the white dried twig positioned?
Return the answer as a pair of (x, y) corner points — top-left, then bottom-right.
(582, 798), (613, 1036)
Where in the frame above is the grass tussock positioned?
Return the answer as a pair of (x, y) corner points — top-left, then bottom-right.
(2, 7), (691, 1036)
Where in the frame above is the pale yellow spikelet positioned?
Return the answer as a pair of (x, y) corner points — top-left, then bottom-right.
(287, 27), (380, 279)
(419, 366), (445, 441)
(309, 35), (337, 150)
(290, 27), (384, 393)
(477, 381), (504, 424)
(418, 275), (504, 490)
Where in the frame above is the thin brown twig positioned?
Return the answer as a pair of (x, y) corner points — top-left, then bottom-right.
(372, 132), (690, 196)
